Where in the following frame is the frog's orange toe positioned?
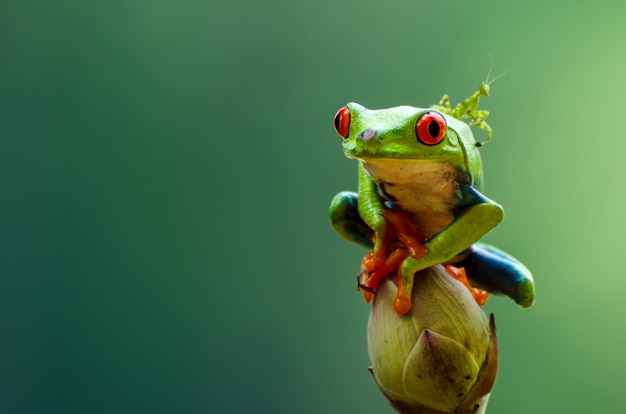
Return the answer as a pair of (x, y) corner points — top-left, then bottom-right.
(445, 265), (489, 306)
(394, 294), (412, 314)
(473, 289), (489, 306)
(361, 289), (373, 303)
(362, 250), (387, 276)
(357, 271), (376, 303)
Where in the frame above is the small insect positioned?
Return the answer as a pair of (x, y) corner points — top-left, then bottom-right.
(432, 66), (506, 147)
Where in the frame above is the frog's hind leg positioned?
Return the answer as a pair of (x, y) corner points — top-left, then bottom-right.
(329, 191), (373, 249)
(456, 243), (535, 308)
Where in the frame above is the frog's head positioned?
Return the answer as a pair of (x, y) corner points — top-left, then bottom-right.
(333, 102), (483, 186)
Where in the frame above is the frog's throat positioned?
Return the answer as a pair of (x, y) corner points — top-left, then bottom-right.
(360, 158), (459, 238)
(360, 158), (460, 188)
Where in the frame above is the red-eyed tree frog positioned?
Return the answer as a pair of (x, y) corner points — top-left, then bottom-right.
(329, 88), (535, 314)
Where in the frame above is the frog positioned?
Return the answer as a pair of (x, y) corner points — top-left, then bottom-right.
(329, 89), (534, 315)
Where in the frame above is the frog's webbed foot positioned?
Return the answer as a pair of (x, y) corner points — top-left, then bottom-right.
(445, 265), (489, 306)
(358, 207), (428, 306)
(358, 246), (408, 303)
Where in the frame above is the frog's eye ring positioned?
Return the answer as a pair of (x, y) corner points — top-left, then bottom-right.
(334, 106), (351, 139)
(416, 111), (446, 145)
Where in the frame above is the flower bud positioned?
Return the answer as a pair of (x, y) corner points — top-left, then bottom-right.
(367, 265), (498, 414)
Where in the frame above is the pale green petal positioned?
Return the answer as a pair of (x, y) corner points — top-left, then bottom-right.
(368, 273), (420, 396)
(408, 268), (490, 364)
(367, 265), (497, 413)
(402, 329), (479, 412)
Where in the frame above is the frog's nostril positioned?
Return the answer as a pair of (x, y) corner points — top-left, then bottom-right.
(360, 128), (377, 141)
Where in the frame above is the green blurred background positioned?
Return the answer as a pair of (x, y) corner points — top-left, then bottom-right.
(2, 1), (625, 413)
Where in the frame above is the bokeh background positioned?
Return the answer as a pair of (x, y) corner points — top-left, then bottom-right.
(2, 1), (626, 413)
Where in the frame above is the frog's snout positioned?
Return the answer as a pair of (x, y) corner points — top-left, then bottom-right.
(359, 128), (377, 141)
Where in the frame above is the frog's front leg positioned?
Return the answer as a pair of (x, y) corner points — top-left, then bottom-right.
(330, 190), (388, 301)
(394, 186), (504, 314)
(328, 166), (393, 287)
(356, 163), (390, 275)
(329, 188), (424, 299)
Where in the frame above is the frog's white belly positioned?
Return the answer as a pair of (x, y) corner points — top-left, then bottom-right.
(362, 159), (460, 238)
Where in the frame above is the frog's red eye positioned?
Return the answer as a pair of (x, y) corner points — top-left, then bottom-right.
(334, 106), (351, 139)
(415, 111), (446, 145)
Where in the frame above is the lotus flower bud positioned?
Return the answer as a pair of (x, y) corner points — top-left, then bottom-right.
(367, 265), (498, 414)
